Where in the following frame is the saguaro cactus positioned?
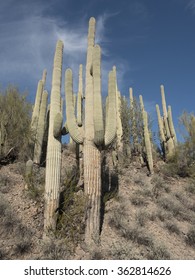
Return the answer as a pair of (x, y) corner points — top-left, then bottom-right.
(139, 95), (153, 174)
(44, 40), (64, 233)
(114, 67), (123, 158)
(129, 87), (139, 154)
(65, 17), (116, 245)
(156, 85), (177, 159)
(33, 90), (48, 164)
(31, 80), (43, 135)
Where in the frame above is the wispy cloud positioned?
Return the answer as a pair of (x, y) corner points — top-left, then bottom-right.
(185, 0), (195, 12)
(0, 1), (127, 104)
(0, 2), (107, 95)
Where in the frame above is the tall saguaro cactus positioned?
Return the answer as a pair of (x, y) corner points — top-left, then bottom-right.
(65, 17), (117, 245)
(113, 67), (123, 157)
(139, 95), (153, 174)
(156, 85), (177, 159)
(129, 87), (139, 154)
(33, 90), (48, 164)
(44, 40), (64, 233)
(31, 80), (43, 135)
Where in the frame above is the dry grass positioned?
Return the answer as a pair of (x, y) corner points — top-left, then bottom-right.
(1, 150), (195, 260)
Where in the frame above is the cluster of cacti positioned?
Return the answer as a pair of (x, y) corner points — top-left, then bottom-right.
(156, 85), (177, 159)
(119, 88), (154, 173)
(28, 17), (178, 244)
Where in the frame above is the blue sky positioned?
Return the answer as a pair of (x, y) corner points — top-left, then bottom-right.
(1, 0), (195, 140)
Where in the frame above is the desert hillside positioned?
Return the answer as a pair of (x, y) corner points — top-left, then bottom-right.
(1, 145), (195, 260)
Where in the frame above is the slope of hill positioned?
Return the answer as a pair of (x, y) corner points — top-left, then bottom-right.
(0, 145), (195, 260)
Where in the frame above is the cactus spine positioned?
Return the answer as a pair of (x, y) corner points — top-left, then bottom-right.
(44, 40), (63, 233)
(65, 17), (116, 245)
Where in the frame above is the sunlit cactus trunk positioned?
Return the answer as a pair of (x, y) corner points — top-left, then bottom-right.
(65, 17), (116, 246)
(31, 80), (43, 135)
(33, 90), (48, 164)
(129, 87), (139, 154)
(84, 18), (102, 244)
(44, 40), (63, 233)
(139, 95), (153, 173)
(156, 85), (177, 160)
(143, 111), (154, 174)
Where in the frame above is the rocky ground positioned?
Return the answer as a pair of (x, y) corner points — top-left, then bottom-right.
(0, 145), (195, 260)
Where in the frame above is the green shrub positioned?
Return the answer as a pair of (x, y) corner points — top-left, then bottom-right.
(56, 166), (86, 248)
(185, 228), (195, 247)
(0, 86), (33, 163)
(165, 221), (180, 235)
(148, 243), (171, 260)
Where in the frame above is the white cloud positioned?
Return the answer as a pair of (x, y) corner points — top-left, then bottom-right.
(0, 1), (128, 108)
(187, 0), (195, 9)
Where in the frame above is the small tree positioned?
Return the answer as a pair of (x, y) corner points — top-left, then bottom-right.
(0, 85), (33, 163)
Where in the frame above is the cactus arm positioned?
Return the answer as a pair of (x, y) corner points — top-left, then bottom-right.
(143, 110), (153, 174)
(93, 45), (104, 145)
(65, 68), (84, 144)
(77, 90), (82, 127)
(79, 64), (83, 98)
(112, 66), (123, 153)
(77, 65), (83, 127)
(116, 90), (123, 149)
(31, 80), (43, 133)
(129, 87), (139, 153)
(168, 105), (177, 144)
(53, 112), (63, 138)
(33, 90), (48, 164)
(160, 84), (168, 118)
(139, 95), (145, 112)
(104, 69), (117, 146)
(156, 104), (166, 143)
(129, 87), (133, 109)
(42, 69), (47, 87)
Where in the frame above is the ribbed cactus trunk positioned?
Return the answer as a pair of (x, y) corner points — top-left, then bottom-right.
(33, 90), (48, 164)
(143, 111), (153, 174)
(31, 80), (43, 134)
(84, 141), (101, 243)
(65, 17), (116, 246)
(84, 17), (102, 244)
(44, 40), (63, 233)
(156, 85), (177, 160)
(129, 87), (139, 154)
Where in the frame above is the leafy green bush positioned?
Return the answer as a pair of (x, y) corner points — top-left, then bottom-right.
(0, 86), (33, 162)
(56, 166), (86, 248)
(162, 112), (195, 178)
(185, 228), (195, 247)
